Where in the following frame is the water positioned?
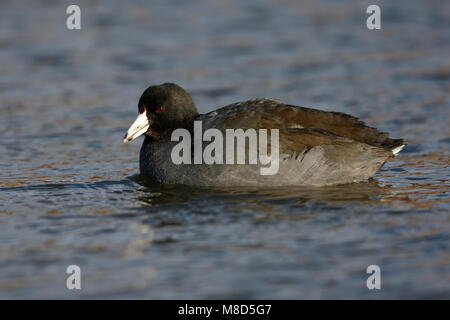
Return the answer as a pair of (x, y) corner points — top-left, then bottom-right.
(0, 0), (449, 299)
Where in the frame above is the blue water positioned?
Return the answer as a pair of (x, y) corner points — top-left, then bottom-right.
(0, 0), (449, 298)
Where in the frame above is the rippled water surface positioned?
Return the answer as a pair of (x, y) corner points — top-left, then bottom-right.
(0, 0), (449, 298)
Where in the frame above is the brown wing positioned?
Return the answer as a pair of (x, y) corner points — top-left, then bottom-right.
(285, 105), (403, 150)
(276, 127), (392, 159)
(275, 128), (393, 185)
(207, 99), (403, 151)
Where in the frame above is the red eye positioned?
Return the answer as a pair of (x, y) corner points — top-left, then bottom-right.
(156, 106), (165, 113)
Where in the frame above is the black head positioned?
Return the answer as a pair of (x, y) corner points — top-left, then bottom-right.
(124, 83), (198, 142)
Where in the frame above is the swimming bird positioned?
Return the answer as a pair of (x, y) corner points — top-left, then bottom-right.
(124, 83), (404, 187)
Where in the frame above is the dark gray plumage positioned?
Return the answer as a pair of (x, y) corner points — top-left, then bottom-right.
(124, 83), (405, 187)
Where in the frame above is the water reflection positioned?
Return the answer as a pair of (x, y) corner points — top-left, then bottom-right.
(132, 153), (448, 213)
(0, 0), (448, 299)
(134, 176), (391, 206)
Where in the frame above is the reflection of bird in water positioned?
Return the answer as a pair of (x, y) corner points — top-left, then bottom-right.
(133, 175), (394, 208)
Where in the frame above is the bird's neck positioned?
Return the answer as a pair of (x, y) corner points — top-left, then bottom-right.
(147, 114), (199, 142)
